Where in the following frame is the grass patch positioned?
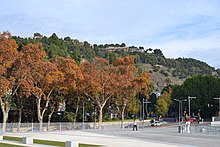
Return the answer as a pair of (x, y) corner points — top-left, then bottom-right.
(0, 143), (25, 147)
(3, 136), (21, 142)
(34, 139), (64, 146)
(4, 136), (102, 147)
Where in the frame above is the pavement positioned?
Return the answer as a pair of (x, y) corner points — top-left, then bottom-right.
(2, 130), (181, 147)
(1, 123), (220, 147)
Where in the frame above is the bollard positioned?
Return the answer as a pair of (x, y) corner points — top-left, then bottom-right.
(65, 140), (79, 147)
(183, 125), (186, 133)
(22, 137), (33, 144)
(178, 126), (183, 133)
(0, 130), (3, 140)
(186, 122), (190, 133)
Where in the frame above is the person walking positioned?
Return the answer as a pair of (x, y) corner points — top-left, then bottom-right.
(133, 119), (138, 131)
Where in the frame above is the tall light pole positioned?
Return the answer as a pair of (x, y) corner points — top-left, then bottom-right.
(82, 101), (85, 129)
(174, 99), (187, 123)
(143, 98), (151, 120)
(214, 98), (220, 116)
(188, 96), (196, 117)
(174, 99), (181, 124)
(142, 98), (151, 124)
(181, 99), (187, 121)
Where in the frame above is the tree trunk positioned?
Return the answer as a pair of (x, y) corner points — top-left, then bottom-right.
(2, 110), (9, 133)
(36, 96), (50, 131)
(39, 117), (43, 131)
(74, 96), (80, 124)
(17, 108), (22, 132)
(17, 98), (23, 132)
(121, 104), (126, 129)
(36, 98), (42, 131)
(47, 103), (55, 131)
(0, 100), (10, 133)
(47, 114), (52, 131)
(98, 106), (103, 129)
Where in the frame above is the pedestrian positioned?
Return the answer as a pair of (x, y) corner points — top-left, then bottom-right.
(133, 119), (138, 131)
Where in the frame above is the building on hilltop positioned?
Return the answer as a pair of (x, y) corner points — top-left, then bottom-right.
(103, 46), (142, 53)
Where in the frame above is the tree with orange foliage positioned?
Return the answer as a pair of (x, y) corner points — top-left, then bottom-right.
(0, 32), (22, 132)
(53, 56), (83, 126)
(10, 45), (33, 131)
(113, 56), (153, 128)
(113, 56), (138, 128)
(133, 72), (153, 99)
(21, 43), (64, 131)
(133, 72), (153, 120)
(15, 80), (32, 131)
(53, 56), (83, 93)
(80, 57), (117, 129)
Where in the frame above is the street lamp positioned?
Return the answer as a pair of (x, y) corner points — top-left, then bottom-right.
(181, 99), (187, 121)
(82, 101), (85, 129)
(174, 99), (187, 123)
(213, 98), (220, 116)
(188, 96), (196, 117)
(142, 98), (151, 122)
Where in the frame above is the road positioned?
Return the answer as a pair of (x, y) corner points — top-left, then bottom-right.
(4, 122), (220, 147)
(84, 122), (220, 147)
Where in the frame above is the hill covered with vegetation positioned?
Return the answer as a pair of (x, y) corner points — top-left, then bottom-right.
(13, 33), (218, 91)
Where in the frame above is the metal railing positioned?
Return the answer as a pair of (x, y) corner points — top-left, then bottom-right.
(0, 121), (135, 133)
(190, 123), (220, 135)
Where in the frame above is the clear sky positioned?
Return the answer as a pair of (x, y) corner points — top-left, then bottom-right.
(1, 0), (220, 68)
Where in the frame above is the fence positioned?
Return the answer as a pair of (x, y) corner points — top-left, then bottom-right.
(190, 123), (220, 135)
(0, 121), (135, 133)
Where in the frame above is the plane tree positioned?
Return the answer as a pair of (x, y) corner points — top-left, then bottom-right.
(0, 32), (23, 132)
(80, 57), (117, 129)
(113, 56), (137, 128)
(21, 43), (64, 131)
(53, 56), (83, 124)
(133, 72), (153, 119)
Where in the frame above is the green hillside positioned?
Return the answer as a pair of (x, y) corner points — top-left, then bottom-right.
(12, 33), (218, 91)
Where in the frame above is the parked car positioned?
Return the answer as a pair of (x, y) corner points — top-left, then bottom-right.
(189, 117), (196, 122)
(186, 116), (198, 123)
(151, 120), (163, 126)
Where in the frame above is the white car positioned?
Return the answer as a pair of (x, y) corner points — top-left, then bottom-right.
(151, 121), (163, 126)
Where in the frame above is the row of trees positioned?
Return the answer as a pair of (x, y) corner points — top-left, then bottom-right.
(171, 75), (220, 118)
(0, 32), (153, 132)
(2, 31), (219, 133)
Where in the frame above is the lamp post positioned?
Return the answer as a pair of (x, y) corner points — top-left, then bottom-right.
(57, 111), (62, 131)
(82, 101), (85, 129)
(181, 99), (187, 121)
(214, 98), (220, 116)
(188, 96), (196, 117)
(174, 99), (187, 124)
(174, 99), (181, 124)
(142, 98), (151, 123)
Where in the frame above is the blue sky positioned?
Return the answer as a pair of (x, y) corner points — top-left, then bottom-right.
(1, 0), (220, 68)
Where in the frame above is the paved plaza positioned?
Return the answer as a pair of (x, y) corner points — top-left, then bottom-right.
(2, 124), (220, 147)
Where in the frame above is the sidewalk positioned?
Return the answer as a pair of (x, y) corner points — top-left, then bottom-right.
(4, 130), (184, 147)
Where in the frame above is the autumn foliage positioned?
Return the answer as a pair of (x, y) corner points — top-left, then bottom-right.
(0, 32), (153, 131)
